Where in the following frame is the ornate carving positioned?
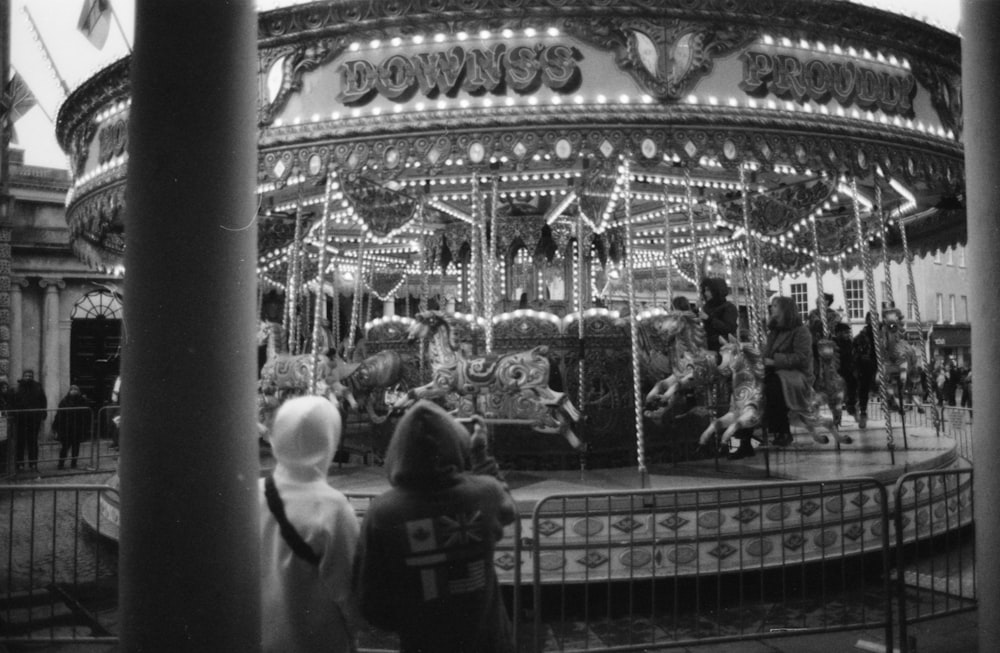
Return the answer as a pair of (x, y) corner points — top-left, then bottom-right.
(572, 18), (759, 102)
(259, 39), (341, 126)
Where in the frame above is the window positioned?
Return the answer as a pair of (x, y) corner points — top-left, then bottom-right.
(790, 282), (808, 321)
(947, 247), (954, 266)
(936, 293), (944, 322)
(959, 246), (966, 268)
(949, 294), (956, 324)
(934, 251), (942, 265)
(844, 278), (864, 320)
(962, 295), (968, 323)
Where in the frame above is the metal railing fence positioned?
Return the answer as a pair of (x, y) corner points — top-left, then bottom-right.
(0, 483), (119, 646)
(1, 470), (975, 651)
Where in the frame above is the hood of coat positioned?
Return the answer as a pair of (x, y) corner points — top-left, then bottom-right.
(385, 400), (471, 489)
(270, 396), (341, 481)
(699, 277), (729, 306)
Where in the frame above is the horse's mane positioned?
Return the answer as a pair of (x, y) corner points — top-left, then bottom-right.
(673, 311), (708, 350)
(722, 340), (764, 379)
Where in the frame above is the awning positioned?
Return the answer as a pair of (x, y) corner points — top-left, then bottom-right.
(929, 325), (971, 348)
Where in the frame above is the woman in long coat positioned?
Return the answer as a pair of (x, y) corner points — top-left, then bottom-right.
(763, 296), (828, 446)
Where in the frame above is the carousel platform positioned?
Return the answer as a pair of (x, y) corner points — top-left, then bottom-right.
(323, 413), (969, 585)
(85, 414), (969, 586)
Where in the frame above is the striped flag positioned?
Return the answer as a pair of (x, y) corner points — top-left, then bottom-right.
(77, 0), (111, 50)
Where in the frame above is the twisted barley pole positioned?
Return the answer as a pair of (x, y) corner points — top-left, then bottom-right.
(852, 177), (894, 461)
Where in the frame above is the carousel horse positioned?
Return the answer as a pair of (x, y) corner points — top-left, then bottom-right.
(391, 311), (583, 450)
(643, 310), (720, 420)
(812, 338), (846, 428)
(325, 348), (404, 424)
(698, 335), (764, 446)
(880, 308), (923, 412)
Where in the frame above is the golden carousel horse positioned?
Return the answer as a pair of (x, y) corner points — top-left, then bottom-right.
(391, 311), (583, 450)
(698, 335), (764, 447)
(642, 310), (720, 420)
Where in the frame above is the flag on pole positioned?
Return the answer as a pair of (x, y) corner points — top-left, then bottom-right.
(77, 0), (112, 50)
(5, 71), (39, 144)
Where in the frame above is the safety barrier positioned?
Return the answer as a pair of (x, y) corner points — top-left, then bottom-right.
(0, 483), (119, 646)
(0, 470), (974, 651)
(894, 468), (976, 653)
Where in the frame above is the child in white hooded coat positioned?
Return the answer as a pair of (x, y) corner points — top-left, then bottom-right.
(259, 396), (361, 652)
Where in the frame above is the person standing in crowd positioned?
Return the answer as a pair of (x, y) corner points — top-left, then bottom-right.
(832, 322), (855, 419)
(53, 385), (92, 470)
(960, 366), (972, 409)
(851, 313), (878, 429)
(259, 396), (361, 653)
(762, 296), (826, 447)
(12, 369), (47, 472)
(357, 401), (517, 653)
(698, 277), (739, 356)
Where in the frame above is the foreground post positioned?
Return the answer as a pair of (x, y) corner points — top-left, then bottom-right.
(120, 1), (260, 650)
(962, 2), (1000, 651)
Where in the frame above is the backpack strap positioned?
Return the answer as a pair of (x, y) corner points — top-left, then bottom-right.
(264, 475), (321, 567)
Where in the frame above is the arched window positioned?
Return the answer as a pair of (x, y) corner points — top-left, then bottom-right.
(71, 290), (123, 320)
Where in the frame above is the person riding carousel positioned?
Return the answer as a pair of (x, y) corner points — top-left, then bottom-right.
(698, 277), (738, 358)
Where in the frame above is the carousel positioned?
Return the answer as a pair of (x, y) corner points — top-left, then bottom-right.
(64, 0), (969, 583)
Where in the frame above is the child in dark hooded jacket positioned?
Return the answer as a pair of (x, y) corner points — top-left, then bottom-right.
(356, 400), (517, 653)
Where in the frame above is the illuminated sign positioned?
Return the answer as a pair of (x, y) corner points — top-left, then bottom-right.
(337, 43), (580, 104)
(739, 50), (916, 118)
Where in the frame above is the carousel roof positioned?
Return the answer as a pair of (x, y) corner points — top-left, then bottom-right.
(56, 0), (964, 288)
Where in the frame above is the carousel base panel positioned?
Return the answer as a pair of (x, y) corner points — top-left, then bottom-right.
(329, 418), (968, 585)
(85, 419), (968, 587)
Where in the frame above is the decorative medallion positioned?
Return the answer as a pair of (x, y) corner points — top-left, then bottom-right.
(573, 517), (605, 537)
(538, 552), (566, 571)
(814, 530), (838, 549)
(666, 545), (698, 565)
(824, 497), (844, 514)
(620, 548), (652, 568)
(697, 511), (724, 530)
(766, 503), (791, 522)
(746, 538), (773, 558)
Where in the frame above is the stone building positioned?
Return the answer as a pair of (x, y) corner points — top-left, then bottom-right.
(8, 146), (120, 411)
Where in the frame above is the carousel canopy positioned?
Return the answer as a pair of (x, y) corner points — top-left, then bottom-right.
(56, 0), (964, 290)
